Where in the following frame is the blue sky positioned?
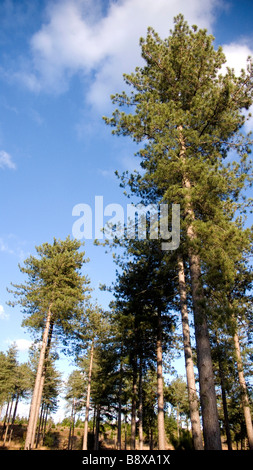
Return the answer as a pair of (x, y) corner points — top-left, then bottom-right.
(0, 0), (253, 418)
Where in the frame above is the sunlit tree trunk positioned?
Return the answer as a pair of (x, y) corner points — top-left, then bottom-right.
(117, 360), (123, 450)
(178, 126), (221, 450)
(130, 358), (137, 450)
(25, 305), (53, 450)
(83, 340), (94, 450)
(177, 254), (204, 450)
(233, 327), (253, 450)
(138, 353), (143, 450)
(157, 308), (166, 450)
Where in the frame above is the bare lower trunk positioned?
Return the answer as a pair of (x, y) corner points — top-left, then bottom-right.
(218, 360), (233, 451)
(31, 321), (53, 448)
(130, 361), (137, 450)
(1, 401), (10, 440)
(177, 254), (204, 450)
(35, 401), (45, 448)
(83, 340), (94, 450)
(94, 404), (100, 450)
(188, 248), (221, 449)
(157, 308), (166, 450)
(178, 126), (221, 450)
(25, 305), (53, 450)
(138, 354), (143, 450)
(117, 361), (123, 450)
(68, 400), (75, 450)
(233, 328), (253, 450)
(8, 393), (19, 444)
(3, 397), (14, 445)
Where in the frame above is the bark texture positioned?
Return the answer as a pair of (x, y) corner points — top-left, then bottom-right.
(177, 254), (204, 450)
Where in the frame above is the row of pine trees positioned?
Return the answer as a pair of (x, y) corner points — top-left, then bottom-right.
(1, 15), (253, 450)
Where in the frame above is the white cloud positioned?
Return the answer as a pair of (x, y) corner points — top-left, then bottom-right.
(222, 43), (253, 76)
(0, 237), (13, 254)
(221, 43), (253, 132)
(0, 150), (16, 170)
(0, 304), (8, 320)
(10, 338), (33, 351)
(0, 234), (30, 259)
(20, 0), (222, 108)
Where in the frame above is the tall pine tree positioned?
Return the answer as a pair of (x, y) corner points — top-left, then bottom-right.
(104, 15), (253, 449)
(8, 237), (90, 449)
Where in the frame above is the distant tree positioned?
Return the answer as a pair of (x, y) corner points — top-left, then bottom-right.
(0, 344), (32, 445)
(65, 370), (85, 450)
(8, 237), (90, 450)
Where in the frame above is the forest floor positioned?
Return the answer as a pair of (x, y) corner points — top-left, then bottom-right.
(0, 423), (236, 451)
(0, 423), (162, 450)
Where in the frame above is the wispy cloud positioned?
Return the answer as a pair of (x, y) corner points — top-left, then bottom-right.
(0, 235), (30, 260)
(0, 305), (9, 320)
(0, 150), (16, 170)
(5, 338), (34, 351)
(12, 0), (222, 109)
(0, 237), (15, 255)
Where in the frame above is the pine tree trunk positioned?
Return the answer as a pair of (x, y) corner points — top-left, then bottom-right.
(117, 361), (123, 450)
(94, 404), (100, 450)
(71, 400), (76, 450)
(35, 401), (44, 448)
(130, 357), (137, 450)
(150, 427), (154, 450)
(178, 126), (221, 450)
(157, 307), (166, 450)
(1, 400), (9, 440)
(3, 396), (14, 445)
(31, 321), (53, 448)
(68, 400), (75, 450)
(25, 304), (53, 450)
(177, 254), (204, 450)
(8, 393), (19, 444)
(188, 249), (221, 449)
(218, 359), (232, 450)
(233, 327), (253, 450)
(83, 340), (94, 450)
(138, 354), (143, 450)
(42, 406), (48, 445)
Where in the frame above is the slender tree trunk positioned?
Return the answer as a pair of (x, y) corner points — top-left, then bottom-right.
(178, 126), (221, 450)
(83, 340), (94, 450)
(92, 404), (96, 445)
(3, 396), (14, 445)
(35, 402), (45, 449)
(188, 249), (221, 449)
(71, 400), (76, 450)
(218, 359), (232, 451)
(138, 353), (143, 450)
(130, 357), (137, 450)
(1, 400), (10, 440)
(233, 327), (253, 450)
(31, 321), (53, 448)
(25, 304), (53, 450)
(94, 404), (100, 450)
(117, 360), (123, 450)
(42, 406), (48, 445)
(176, 404), (180, 440)
(124, 412), (127, 450)
(157, 307), (166, 450)
(68, 400), (75, 450)
(177, 254), (204, 450)
(150, 426), (154, 451)
(8, 393), (19, 444)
